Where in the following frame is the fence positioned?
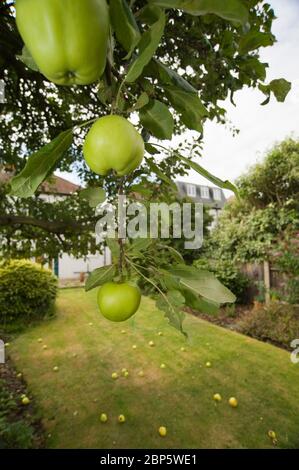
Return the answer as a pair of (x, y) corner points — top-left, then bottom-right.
(241, 261), (288, 304)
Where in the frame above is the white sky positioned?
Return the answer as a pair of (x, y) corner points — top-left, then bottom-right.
(58, 0), (299, 193)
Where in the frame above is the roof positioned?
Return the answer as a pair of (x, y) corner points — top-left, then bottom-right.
(0, 168), (80, 195)
(176, 181), (226, 208)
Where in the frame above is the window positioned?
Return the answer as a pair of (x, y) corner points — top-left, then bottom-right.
(213, 188), (222, 201)
(200, 186), (209, 199)
(186, 184), (196, 197)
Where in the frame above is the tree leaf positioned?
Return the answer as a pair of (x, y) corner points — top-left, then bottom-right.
(140, 100), (174, 139)
(149, 0), (249, 25)
(156, 292), (186, 335)
(106, 239), (120, 260)
(176, 153), (239, 197)
(164, 85), (208, 132)
(145, 59), (197, 93)
(128, 237), (152, 255)
(182, 287), (220, 315)
(259, 78), (292, 104)
(85, 265), (115, 292)
(9, 130), (73, 198)
(146, 157), (177, 190)
(110, 0), (141, 59)
(156, 244), (185, 263)
(79, 187), (106, 208)
(168, 264), (236, 304)
(239, 30), (275, 55)
(17, 45), (39, 72)
(125, 9), (165, 83)
(129, 92), (149, 112)
(145, 143), (161, 155)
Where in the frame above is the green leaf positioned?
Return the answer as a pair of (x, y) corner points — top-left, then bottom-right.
(17, 45), (39, 72)
(149, 0), (249, 25)
(128, 237), (152, 254)
(9, 130), (73, 198)
(85, 265), (115, 292)
(140, 100), (174, 140)
(130, 183), (153, 198)
(169, 265), (236, 304)
(176, 153), (239, 197)
(145, 59), (197, 93)
(259, 78), (292, 104)
(239, 30), (275, 55)
(146, 157), (177, 191)
(106, 239), (120, 260)
(182, 287), (220, 315)
(129, 92), (149, 112)
(125, 9), (165, 83)
(164, 85), (208, 133)
(79, 187), (106, 208)
(110, 0), (141, 59)
(138, 4), (163, 24)
(156, 292), (186, 335)
(156, 244), (185, 264)
(145, 143), (161, 155)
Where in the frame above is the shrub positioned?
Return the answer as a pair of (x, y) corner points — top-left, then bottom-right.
(194, 258), (251, 304)
(238, 302), (299, 349)
(0, 259), (57, 331)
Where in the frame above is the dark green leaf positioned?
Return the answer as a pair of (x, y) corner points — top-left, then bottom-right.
(140, 100), (174, 140)
(9, 130), (73, 198)
(110, 0), (141, 59)
(239, 30), (275, 54)
(149, 0), (249, 25)
(145, 143), (161, 155)
(156, 244), (184, 263)
(164, 85), (208, 133)
(85, 265), (115, 292)
(177, 154), (239, 197)
(126, 9), (165, 83)
(128, 237), (152, 254)
(130, 92), (149, 111)
(146, 158), (177, 191)
(145, 59), (197, 93)
(79, 187), (106, 208)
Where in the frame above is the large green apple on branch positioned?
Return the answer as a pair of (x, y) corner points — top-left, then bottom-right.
(10, 0), (291, 333)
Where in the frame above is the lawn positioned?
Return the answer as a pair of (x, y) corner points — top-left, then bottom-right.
(8, 288), (299, 449)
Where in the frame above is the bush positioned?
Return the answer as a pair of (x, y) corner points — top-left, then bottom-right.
(194, 258), (251, 304)
(0, 259), (57, 331)
(239, 302), (299, 349)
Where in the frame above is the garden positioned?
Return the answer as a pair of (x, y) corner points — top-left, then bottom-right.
(0, 0), (298, 453)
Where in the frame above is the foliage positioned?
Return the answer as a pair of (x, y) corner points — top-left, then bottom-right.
(0, 259), (57, 331)
(0, 379), (34, 449)
(194, 258), (250, 304)
(239, 302), (299, 350)
(272, 230), (299, 304)
(0, 0), (292, 333)
(207, 139), (299, 264)
(0, 180), (100, 260)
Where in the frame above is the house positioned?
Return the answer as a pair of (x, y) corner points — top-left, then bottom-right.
(176, 181), (226, 225)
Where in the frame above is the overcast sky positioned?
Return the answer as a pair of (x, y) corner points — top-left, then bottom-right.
(58, 0), (299, 193)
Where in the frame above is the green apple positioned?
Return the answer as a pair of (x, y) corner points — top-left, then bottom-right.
(97, 282), (141, 322)
(118, 414), (126, 423)
(83, 116), (144, 176)
(100, 413), (108, 423)
(15, 0), (109, 85)
(159, 426), (167, 437)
